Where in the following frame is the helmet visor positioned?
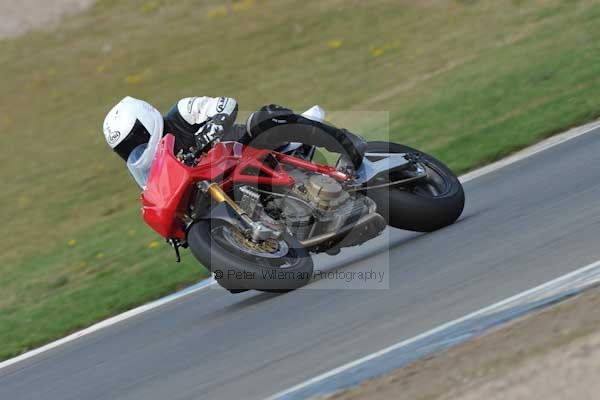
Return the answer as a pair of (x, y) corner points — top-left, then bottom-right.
(114, 119), (151, 161)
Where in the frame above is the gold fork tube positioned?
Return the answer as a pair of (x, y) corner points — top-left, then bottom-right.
(204, 183), (253, 224)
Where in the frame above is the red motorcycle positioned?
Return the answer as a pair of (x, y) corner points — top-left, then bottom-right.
(141, 121), (464, 292)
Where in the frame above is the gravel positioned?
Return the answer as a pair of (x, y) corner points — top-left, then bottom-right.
(329, 288), (600, 400)
(0, 0), (95, 39)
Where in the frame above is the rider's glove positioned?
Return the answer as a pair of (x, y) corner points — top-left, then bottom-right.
(194, 120), (224, 152)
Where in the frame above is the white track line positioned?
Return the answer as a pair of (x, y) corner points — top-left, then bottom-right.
(460, 120), (600, 183)
(1, 119), (598, 372)
(267, 259), (600, 400)
(0, 278), (217, 371)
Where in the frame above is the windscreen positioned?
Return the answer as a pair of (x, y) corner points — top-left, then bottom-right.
(126, 144), (151, 188)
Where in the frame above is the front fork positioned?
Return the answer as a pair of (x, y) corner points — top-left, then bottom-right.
(196, 181), (281, 242)
(201, 181), (254, 224)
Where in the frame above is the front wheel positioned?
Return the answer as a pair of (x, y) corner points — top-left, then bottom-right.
(187, 220), (314, 292)
(364, 141), (465, 232)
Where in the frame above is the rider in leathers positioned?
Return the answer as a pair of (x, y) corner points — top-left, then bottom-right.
(102, 96), (366, 187)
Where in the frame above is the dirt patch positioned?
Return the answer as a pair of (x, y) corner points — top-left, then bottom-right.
(0, 0), (95, 39)
(329, 287), (600, 400)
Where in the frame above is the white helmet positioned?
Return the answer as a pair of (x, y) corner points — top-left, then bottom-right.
(102, 96), (164, 161)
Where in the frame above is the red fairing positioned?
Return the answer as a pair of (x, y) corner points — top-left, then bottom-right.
(141, 136), (240, 239)
(141, 135), (349, 240)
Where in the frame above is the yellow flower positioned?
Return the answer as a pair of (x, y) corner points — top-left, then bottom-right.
(95, 252), (105, 260)
(148, 241), (160, 249)
(371, 47), (385, 57)
(67, 239), (77, 247)
(328, 39), (343, 49)
(140, 0), (161, 14)
(1, 115), (14, 127)
(18, 195), (32, 208)
(232, 0), (254, 12)
(207, 5), (228, 19)
(125, 67), (153, 85)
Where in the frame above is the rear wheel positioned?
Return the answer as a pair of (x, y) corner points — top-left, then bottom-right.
(364, 141), (465, 232)
(187, 220), (313, 292)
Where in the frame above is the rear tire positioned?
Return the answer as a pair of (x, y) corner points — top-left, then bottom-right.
(187, 220), (314, 292)
(364, 141), (465, 232)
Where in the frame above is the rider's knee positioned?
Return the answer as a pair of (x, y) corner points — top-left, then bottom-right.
(246, 104), (295, 138)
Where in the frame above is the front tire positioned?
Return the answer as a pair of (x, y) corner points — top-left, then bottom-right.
(187, 220), (314, 292)
(364, 142), (465, 232)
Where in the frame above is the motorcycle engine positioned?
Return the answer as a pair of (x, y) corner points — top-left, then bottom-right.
(304, 174), (349, 209)
(236, 169), (379, 249)
(278, 170), (376, 243)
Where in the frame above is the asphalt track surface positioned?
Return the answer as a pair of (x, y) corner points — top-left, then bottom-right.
(2, 130), (600, 400)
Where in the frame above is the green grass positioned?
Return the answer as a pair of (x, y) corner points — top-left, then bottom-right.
(1, 0), (600, 360)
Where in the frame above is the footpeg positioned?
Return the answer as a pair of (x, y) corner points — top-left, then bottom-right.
(168, 238), (182, 263)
